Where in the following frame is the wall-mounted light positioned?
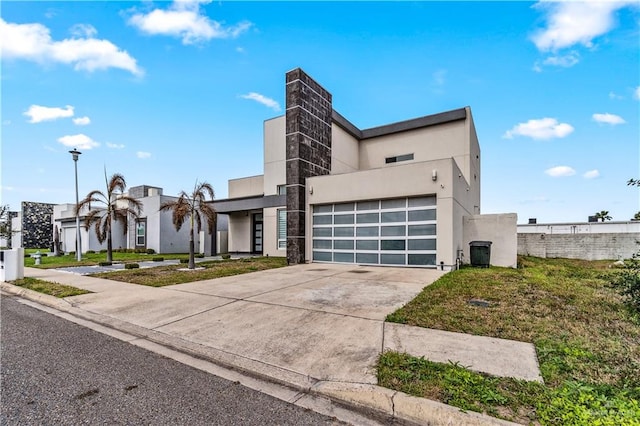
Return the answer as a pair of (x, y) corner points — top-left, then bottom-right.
(309, 186), (314, 195)
(432, 169), (437, 181)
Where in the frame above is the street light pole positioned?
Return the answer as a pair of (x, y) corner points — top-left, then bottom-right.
(69, 149), (82, 262)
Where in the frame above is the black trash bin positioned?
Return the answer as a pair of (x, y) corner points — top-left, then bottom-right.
(469, 241), (492, 267)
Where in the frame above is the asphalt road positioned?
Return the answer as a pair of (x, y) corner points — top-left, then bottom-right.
(0, 295), (345, 426)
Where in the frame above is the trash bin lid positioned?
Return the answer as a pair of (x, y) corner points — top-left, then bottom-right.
(469, 241), (492, 246)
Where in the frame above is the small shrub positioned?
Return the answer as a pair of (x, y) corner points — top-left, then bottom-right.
(611, 252), (640, 313)
(146, 248), (156, 254)
(124, 263), (140, 269)
(69, 251), (75, 257)
(24, 253), (31, 258)
(100, 249), (108, 254)
(180, 259), (189, 264)
(86, 250), (95, 254)
(195, 253), (204, 258)
(98, 261), (112, 266)
(221, 254), (231, 260)
(152, 257), (164, 262)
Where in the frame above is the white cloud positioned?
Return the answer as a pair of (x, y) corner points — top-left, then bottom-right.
(236, 46), (245, 53)
(542, 51), (579, 68)
(70, 23), (97, 38)
(0, 18), (143, 76)
(240, 92), (281, 111)
(503, 118), (574, 140)
(57, 134), (100, 150)
(609, 91), (623, 100)
(545, 166), (576, 177)
(73, 116), (91, 126)
(24, 104), (74, 123)
(592, 113), (626, 125)
(583, 169), (600, 179)
(128, 0), (252, 45)
(634, 86), (640, 101)
(137, 151), (151, 159)
(106, 142), (125, 149)
(531, 1), (635, 52)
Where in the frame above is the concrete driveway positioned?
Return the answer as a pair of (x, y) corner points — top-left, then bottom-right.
(58, 263), (445, 384)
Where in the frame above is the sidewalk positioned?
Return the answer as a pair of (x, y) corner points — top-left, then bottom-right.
(2, 265), (537, 425)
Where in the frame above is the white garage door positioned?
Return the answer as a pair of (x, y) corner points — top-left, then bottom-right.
(311, 196), (437, 267)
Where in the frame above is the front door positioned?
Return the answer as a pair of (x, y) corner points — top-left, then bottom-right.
(252, 213), (263, 254)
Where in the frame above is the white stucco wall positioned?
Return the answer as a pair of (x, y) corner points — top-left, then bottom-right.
(331, 124), (359, 174)
(262, 206), (286, 257)
(229, 175), (264, 198)
(263, 116), (286, 195)
(463, 213), (518, 268)
(228, 212), (251, 252)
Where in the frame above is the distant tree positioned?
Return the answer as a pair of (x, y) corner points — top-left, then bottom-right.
(634, 212), (640, 221)
(159, 181), (217, 269)
(594, 210), (612, 222)
(77, 172), (142, 262)
(628, 178), (640, 187)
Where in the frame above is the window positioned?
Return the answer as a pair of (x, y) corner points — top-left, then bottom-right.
(277, 185), (287, 196)
(135, 220), (146, 246)
(277, 209), (286, 249)
(385, 153), (414, 164)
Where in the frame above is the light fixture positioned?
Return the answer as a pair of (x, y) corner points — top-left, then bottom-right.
(431, 170), (437, 181)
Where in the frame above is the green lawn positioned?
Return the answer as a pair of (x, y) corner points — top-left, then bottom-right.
(89, 256), (288, 286)
(380, 256), (640, 425)
(10, 277), (91, 298)
(24, 250), (192, 269)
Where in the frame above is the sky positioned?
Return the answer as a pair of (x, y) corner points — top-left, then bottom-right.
(1, 0), (639, 224)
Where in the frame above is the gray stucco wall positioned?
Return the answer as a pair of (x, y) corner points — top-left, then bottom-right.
(463, 213), (518, 268)
(518, 233), (640, 261)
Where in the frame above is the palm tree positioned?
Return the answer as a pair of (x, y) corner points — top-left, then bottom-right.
(633, 212), (640, 221)
(594, 210), (612, 222)
(77, 172), (142, 262)
(159, 181), (217, 269)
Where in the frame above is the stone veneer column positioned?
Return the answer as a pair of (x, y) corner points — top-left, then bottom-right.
(285, 68), (332, 264)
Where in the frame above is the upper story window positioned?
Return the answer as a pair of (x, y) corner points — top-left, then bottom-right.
(385, 153), (414, 164)
(277, 185), (287, 195)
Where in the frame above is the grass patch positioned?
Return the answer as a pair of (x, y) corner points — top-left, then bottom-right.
(89, 257), (287, 287)
(381, 256), (640, 424)
(24, 251), (190, 269)
(10, 277), (91, 298)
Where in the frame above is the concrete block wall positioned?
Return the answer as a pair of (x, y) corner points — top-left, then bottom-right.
(518, 233), (640, 261)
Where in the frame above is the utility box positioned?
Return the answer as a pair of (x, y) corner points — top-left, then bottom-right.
(0, 248), (25, 281)
(469, 241), (492, 268)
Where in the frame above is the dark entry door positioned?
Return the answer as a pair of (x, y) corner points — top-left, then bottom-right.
(252, 213), (263, 254)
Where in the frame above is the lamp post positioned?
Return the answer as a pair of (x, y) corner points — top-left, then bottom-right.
(69, 149), (82, 261)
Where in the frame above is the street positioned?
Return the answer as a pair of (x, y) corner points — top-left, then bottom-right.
(0, 295), (345, 425)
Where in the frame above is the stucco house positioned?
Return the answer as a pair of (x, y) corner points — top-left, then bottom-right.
(213, 68), (516, 269)
(53, 185), (227, 255)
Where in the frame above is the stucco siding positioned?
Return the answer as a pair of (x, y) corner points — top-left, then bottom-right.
(331, 124), (359, 174)
(228, 212), (251, 252)
(229, 175), (264, 198)
(264, 116), (286, 195)
(464, 214), (518, 268)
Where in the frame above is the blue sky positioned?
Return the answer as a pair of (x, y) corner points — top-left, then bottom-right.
(2, 1), (639, 223)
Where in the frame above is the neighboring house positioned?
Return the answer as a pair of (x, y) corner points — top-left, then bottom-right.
(10, 202), (55, 249)
(213, 68), (517, 269)
(53, 185), (228, 255)
(518, 220), (640, 261)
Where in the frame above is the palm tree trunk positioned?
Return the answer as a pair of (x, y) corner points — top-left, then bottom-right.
(189, 215), (195, 269)
(107, 232), (113, 263)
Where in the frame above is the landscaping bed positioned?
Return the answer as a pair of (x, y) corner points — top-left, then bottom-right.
(380, 256), (640, 425)
(89, 257), (287, 287)
(24, 250), (190, 269)
(9, 277), (91, 298)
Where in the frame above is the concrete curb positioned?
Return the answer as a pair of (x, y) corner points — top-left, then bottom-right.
(1, 282), (521, 426)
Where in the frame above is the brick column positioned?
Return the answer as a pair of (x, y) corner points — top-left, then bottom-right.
(285, 68), (332, 264)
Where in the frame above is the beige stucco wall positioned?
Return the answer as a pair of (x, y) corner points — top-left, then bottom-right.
(228, 212), (251, 252)
(228, 175), (264, 198)
(331, 124), (359, 174)
(463, 213), (517, 268)
(306, 158), (477, 268)
(263, 116), (286, 195)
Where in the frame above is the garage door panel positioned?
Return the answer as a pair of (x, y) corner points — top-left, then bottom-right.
(312, 196), (437, 268)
